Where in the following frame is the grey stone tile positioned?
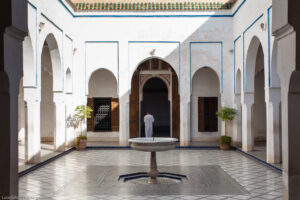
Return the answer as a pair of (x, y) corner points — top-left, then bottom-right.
(19, 149), (282, 200)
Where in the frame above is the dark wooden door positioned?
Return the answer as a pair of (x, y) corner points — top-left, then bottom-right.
(172, 72), (180, 139)
(130, 72), (140, 138)
(111, 98), (119, 131)
(198, 97), (218, 132)
(87, 98), (94, 131)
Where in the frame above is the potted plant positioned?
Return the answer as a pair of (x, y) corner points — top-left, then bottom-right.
(74, 105), (93, 150)
(216, 107), (237, 150)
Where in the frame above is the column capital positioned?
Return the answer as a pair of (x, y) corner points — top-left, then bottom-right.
(53, 91), (65, 103)
(269, 87), (281, 104)
(24, 87), (40, 103)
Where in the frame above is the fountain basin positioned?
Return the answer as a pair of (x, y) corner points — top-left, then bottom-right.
(126, 137), (179, 184)
(129, 137), (178, 152)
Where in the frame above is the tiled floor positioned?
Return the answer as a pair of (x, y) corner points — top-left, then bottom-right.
(247, 142), (282, 170)
(18, 142), (72, 172)
(19, 149), (282, 200)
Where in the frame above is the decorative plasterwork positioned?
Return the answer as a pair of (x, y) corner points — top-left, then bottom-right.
(66, 0), (237, 11)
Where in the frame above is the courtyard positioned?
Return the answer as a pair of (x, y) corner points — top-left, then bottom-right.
(19, 149), (282, 200)
(1, 0), (300, 199)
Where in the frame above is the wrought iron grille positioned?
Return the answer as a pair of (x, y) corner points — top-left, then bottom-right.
(94, 98), (111, 131)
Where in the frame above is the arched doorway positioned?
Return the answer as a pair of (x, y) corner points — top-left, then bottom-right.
(252, 44), (267, 151)
(130, 58), (180, 139)
(40, 34), (62, 151)
(141, 77), (170, 137)
(87, 68), (119, 141)
(244, 36), (267, 154)
(191, 67), (220, 141)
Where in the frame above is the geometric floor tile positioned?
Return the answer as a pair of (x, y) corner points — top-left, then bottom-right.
(19, 149), (282, 200)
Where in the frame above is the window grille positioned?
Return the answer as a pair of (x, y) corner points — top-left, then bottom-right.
(94, 98), (111, 131)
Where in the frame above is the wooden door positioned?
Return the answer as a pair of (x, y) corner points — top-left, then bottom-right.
(198, 97), (218, 132)
(130, 72), (140, 138)
(87, 98), (94, 131)
(111, 98), (119, 131)
(172, 72), (180, 139)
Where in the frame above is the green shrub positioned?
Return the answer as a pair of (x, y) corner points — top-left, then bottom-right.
(76, 135), (87, 147)
(220, 136), (232, 145)
(216, 107), (236, 137)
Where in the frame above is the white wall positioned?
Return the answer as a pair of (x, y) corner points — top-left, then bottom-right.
(25, 0), (276, 145)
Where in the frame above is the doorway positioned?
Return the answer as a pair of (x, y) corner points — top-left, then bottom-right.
(129, 58), (180, 139)
(141, 77), (170, 137)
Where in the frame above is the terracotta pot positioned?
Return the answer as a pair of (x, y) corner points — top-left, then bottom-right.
(76, 139), (87, 150)
(220, 143), (231, 150)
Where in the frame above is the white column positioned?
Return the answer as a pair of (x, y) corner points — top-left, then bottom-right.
(25, 99), (41, 163)
(65, 97), (76, 147)
(24, 88), (41, 163)
(180, 96), (190, 146)
(53, 92), (66, 151)
(266, 88), (281, 163)
(242, 92), (254, 151)
(232, 97), (242, 146)
(118, 41), (130, 146)
(119, 93), (130, 146)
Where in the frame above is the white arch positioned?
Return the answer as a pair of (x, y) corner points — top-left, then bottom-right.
(245, 36), (265, 92)
(65, 68), (72, 94)
(88, 68), (118, 97)
(23, 35), (35, 87)
(236, 69), (242, 94)
(41, 33), (63, 92)
(192, 66), (221, 93)
(131, 56), (179, 82)
(140, 75), (171, 101)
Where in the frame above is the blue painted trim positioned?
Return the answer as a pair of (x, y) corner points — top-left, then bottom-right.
(86, 41), (120, 43)
(236, 148), (282, 174)
(58, 0), (247, 18)
(128, 41), (180, 44)
(242, 14), (264, 91)
(88, 146), (222, 149)
(234, 35), (241, 93)
(27, 0), (37, 9)
(65, 34), (73, 41)
(232, 0), (247, 17)
(268, 6), (272, 87)
(175, 146), (220, 149)
(41, 13), (63, 33)
(40, 12), (72, 90)
(19, 147), (75, 177)
(87, 146), (131, 150)
(189, 41), (223, 93)
(128, 41), (181, 94)
(84, 41), (120, 95)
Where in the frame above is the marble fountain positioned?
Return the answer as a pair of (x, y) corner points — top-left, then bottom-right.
(118, 137), (187, 184)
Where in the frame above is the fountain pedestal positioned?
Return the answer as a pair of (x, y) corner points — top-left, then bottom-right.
(148, 152), (159, 184)
(118, 137), (187, 184)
